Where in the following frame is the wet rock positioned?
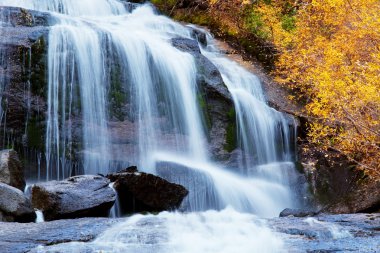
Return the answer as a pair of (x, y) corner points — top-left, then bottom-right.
(0, 7), (52, 27)
(0, 7), (49, 156)
(107, 169), (188, 213)
(156, 161), (223, 211)
(0, 217), (118, 253)
(0, 182), (36, 222)
(279, 208), (318, 218)
(190, 27), (208, 46)
(171, 37), (236, 161)
(269, 213), (380, 253)
(31, 175), (116, 221)
(0, 149), (25, 191)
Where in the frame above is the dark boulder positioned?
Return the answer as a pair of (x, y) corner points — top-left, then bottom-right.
(107, 169), (188, 213)
(279, 208), (318, 218)
(326, 178), (380, 214)
(0, 149), (26, 191)
(31, 175), (116, 221)
(0, 182), (36, 222)
(299, 144), (380, 213)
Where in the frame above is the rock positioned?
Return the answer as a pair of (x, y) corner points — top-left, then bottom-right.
(31, 175), (116, 221)
(0, 217), (118, 253)
(279, 208), (318, 218)
(0, 149), (26, 191)
(0, 182), (36, 222)
(299, 144), (380, 213)
(269, 213), (380, 252)
(107, 169), (188, 213)
(156, 161), (224, 211)
(326, 178), (380, 214)
(171, 37), (236, 160)
(190, 27), (208, 46)
(0, 7), (49, 164)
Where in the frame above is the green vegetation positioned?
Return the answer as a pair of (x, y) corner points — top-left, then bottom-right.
(224, 107), (237, 152)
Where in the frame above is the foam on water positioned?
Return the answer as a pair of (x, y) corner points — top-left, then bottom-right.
(32, 209), (285, 253)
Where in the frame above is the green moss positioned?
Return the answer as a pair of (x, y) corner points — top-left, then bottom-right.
(30, 37), (47, 98)
(108, 62), (128, 121)
(224, 107), (237, 152)
(27, 116), (45, 150)
(281, 14), (296, 32)
(244, 10), (269, 40)
(197, 93), (212, 133)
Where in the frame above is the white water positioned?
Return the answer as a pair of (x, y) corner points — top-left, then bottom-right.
(304, 217), (353, 240)
(35, 209), (45, 223)
(33, 209), (285, 253)
(0, 0), (303, 251)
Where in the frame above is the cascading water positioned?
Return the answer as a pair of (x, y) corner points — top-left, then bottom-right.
(0, 0), (305, 251)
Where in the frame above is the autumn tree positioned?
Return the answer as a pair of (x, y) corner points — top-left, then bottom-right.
(276, 0), (380, 175)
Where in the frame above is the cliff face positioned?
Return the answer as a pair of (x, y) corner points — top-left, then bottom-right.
(148, 0), (380, 213)
(0, 7), (239, 174)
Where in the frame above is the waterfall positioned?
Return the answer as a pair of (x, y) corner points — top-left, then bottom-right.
(0, 0), (301, 215)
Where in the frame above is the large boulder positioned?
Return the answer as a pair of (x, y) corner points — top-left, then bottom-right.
(107, 168), (188, 214)
(299, 143), (380, 213)
(31, 175), (116, 221)
(0, 182), (36, 222)
(0, 149), (25, 191)
(326, 178), (380, 213)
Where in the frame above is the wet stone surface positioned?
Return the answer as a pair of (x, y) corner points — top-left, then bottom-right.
(269, 213), (380, 253)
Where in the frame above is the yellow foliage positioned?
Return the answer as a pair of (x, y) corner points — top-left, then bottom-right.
(276, 0), (380, 174)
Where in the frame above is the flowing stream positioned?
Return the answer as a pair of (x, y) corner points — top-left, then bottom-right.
(0, 0), (304, 252)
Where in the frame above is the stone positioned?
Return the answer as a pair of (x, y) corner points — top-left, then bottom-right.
(326, 178), (380, 214)
(191, 27), (208, 46)
(31, 175), (116, 221)
(0, 7), (49, 159)
(0, 149), (26, 191)
(0, 182), (36, 222)
(171, 37), (236, 160)
(107, 169), (188, 213)
(299, 144), (380, 213)
(0, 217), (118, 253)
(279, 208), (318, 218)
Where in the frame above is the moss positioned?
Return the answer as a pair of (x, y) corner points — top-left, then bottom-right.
(281, 14), (296, 32)
(108, 62), (128, 121)
(244, 9), (269, 40)
(224, 107), (237, 152)
(27, 115), (45, 150)
(197, 93), (212, 133)
(30, 37), (47, 98)
(19, 8), (33, 27)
